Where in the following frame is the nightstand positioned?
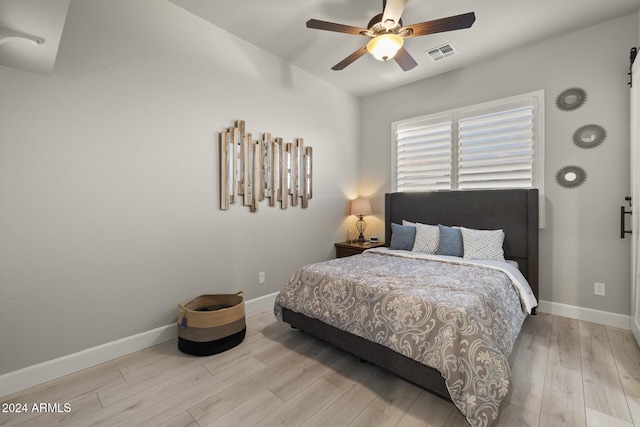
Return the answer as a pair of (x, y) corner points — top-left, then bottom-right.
(334, 241), (386, 258)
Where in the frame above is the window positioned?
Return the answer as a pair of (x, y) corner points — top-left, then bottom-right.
(392, 91), (544, 194)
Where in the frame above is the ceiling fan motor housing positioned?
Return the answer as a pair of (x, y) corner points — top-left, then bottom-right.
(367, 13), (403, 34)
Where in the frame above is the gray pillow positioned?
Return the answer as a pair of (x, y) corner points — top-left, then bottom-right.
(436, 224), (463, 257)
(389, 223), (416, 250)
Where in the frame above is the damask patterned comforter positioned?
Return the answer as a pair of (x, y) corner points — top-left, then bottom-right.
(274, 248), (537, 427)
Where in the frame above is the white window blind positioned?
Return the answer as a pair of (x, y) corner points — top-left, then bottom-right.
(396, 117), (452, 192)
(458, 104), (534, 189)
(393, 91), (544, 193)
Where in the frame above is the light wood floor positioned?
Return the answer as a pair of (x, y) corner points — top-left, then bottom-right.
(2, 309), (640, 427)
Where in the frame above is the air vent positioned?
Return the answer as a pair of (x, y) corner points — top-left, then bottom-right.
(426, 43), (457, 61)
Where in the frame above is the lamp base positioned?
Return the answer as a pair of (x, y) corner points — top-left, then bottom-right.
(356, 215), (367, 242)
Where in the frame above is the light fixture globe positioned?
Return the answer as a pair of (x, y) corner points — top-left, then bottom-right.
(366, 33), (404, 61)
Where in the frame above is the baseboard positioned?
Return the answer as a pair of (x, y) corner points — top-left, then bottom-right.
(537, 299), (631, 330)
(244, 291), (278, 313)
(0, 292), (279, 398)
(8, 293), (623, 398)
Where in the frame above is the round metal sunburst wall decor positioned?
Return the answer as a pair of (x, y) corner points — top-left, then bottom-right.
(573, 124), (606, 149)
(555, 165), (587, 189)
(556, 87), (587, 111)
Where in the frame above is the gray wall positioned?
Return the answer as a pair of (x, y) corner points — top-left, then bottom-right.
(360, 14), (637, 316)
(0, 0), (359, 374)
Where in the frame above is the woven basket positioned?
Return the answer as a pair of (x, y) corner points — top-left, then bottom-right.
(177, 292), (246, 356)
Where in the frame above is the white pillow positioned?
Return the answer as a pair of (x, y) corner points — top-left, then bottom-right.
(412, 223), (440, 254)
(461, 227), (505, 261)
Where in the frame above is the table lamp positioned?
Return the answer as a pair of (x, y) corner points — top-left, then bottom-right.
(350, 198), (372, 242)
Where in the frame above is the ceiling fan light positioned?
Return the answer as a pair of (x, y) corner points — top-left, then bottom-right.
(366, 33), (403, 61)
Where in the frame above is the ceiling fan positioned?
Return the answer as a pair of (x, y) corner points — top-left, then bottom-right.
(306, 0), (475, 71)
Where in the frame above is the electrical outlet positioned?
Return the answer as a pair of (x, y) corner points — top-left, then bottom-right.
(594, 282), (606, 296)
(259, 272), (265, 284)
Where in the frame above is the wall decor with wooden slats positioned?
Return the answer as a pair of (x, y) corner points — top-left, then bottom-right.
(220, 120), (312, 212)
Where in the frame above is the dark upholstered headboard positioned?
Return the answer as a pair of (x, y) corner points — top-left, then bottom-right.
(385, 189), (539, 299)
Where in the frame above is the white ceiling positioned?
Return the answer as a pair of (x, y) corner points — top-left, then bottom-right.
(1, 1), (639, 92)
(169, 0), (640, 97)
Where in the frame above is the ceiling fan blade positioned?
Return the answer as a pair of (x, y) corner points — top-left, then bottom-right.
(331, 45), (368, 70)
(306, 19), (368, 36)
(382, 0), (407, 28)
(404, 12), (475, 38)
(394, 46), (418, 71)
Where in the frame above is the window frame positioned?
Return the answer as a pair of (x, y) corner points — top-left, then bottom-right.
(391, 90), (545, 196)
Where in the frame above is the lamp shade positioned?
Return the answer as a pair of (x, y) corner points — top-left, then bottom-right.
(366, 34), (404, 61)
(350, 198), (372, 216)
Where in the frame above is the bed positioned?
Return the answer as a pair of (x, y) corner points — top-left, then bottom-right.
(274, 189), (539, 427)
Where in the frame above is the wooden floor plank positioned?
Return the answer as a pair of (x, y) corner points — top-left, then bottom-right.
(580, 321), (633, 423)
(201, 335), (280, 376)
(3, 308), (638, 427)
(522, 312), (553, 339)
(539, 364), (585, 427)
(443, 409), (472, 427)
(492, 402), (539, 427)
(396, 391), (455, 427)
(505, 332), (549, 414)
(586, 408), (634, 427)
(117, 341), (181, 380)
(189, 343), (330, 426)
(67, 365), (213, 427)
(268, 345), (344, 401)
(97, 350), (206, 407)
(252, 309), (278, 325)
(112, 357), (267, 427)
(300, 365), (394, 427)
(626, 395), (640, 426)
(607, 326), (640, 399)
(204, 389), (284, 427)
(156, 411), (199, 427)
(254, 378), (342, 427)
(549, 315), (582, 372)
(348, 377), (422, 427)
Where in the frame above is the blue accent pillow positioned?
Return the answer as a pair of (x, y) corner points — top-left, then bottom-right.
(389, 223), (416, 250)
(436, 225), (463, 257)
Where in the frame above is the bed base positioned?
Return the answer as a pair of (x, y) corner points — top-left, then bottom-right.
(282, 307), (452, 401)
